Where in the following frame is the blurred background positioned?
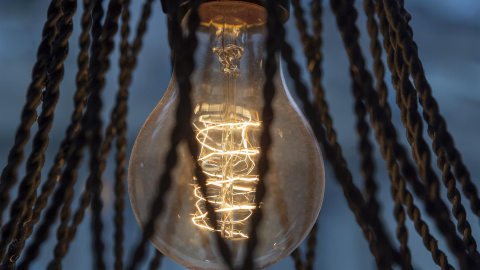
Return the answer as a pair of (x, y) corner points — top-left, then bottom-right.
(0, 0), (479, 269)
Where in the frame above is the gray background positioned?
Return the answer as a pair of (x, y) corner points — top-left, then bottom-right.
(0, 0), (479, 269)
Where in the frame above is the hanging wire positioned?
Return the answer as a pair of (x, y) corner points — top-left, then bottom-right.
(362, 0), (413, 266)
(304, 3), (322, 269)
(112, 1), (132, 269)
(148, 251), (163, 270)
(240, 0), (279, 268)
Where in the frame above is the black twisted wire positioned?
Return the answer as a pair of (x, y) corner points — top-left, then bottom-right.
(331, 0), (476, 269)
(305, 222), (317, 270)
(0, 0), (62, 230)
(16, 1), (107, 268)
(0, 1), (76, 267)
(85, 1), (124, 269)
(382, 0), (480, 257)
(148, 251), (163, 270)
(126, 1), (234, 269)
(240, 1), (279, 268)
(65, 0), (155, 250)
(305, 2), (322, 269)
(290, 2), (322, 269)
(290, 249), (305, 270)
(112, 1), (131, 269)
(363, 0), (412, 266)
(375, 0), (479, 259)
(290, 0), (399, 268)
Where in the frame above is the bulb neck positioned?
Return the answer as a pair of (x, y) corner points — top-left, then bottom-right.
(163, 0), (290, 25)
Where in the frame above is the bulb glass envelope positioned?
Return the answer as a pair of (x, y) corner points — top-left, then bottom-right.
(128, 2), (325, 269)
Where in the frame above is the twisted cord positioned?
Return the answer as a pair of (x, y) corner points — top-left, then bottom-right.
(240, 1), (280, 268)
(375, 0), (479, 260)
(290, 249), (305, 270)
(16, 1), (107, 268)
(111, 1), (132, 269)
(332, 0), (475, 268)
(363, 0), (412, 266)
(305, 222), (317, 270)
(148, 251), (163, 270)
(382, 0), (480, 257)
(305, 4), (322, 270)
(84, 1), (125, 269)
(0, 1), (76, 267)
(0, 0), (62, 230)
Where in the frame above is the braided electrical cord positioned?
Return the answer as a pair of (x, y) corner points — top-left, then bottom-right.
(363, 0), (412, 266)
(66, 0), (155, 250)
(112, 1), (131, 269)
(86, 1), (125, 269)
(375, 0), (479, 260)
(240, 1), (279, 268)
(305, 222), (317, 270)
(331, 0), (478, 269)
(290, 249), (305, 270)
(0, 0), (62, 230)
(15, 1), (108, 268)
(0, 1), (76, 267)
(305, 3), (321, 269)
(148, 251), (163, 270)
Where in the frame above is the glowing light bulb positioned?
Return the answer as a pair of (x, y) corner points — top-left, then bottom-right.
(128, 2), (325, 269)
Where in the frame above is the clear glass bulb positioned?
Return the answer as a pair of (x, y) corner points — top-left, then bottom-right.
(128, 2), (325, 269)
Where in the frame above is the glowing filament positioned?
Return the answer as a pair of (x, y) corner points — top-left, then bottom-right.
(192, 110), (260, 240)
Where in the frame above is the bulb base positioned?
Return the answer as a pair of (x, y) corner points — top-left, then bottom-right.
(162, 0), (290, 24)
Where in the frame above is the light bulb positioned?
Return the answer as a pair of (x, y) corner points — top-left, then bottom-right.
(128, 2), (325, 269)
